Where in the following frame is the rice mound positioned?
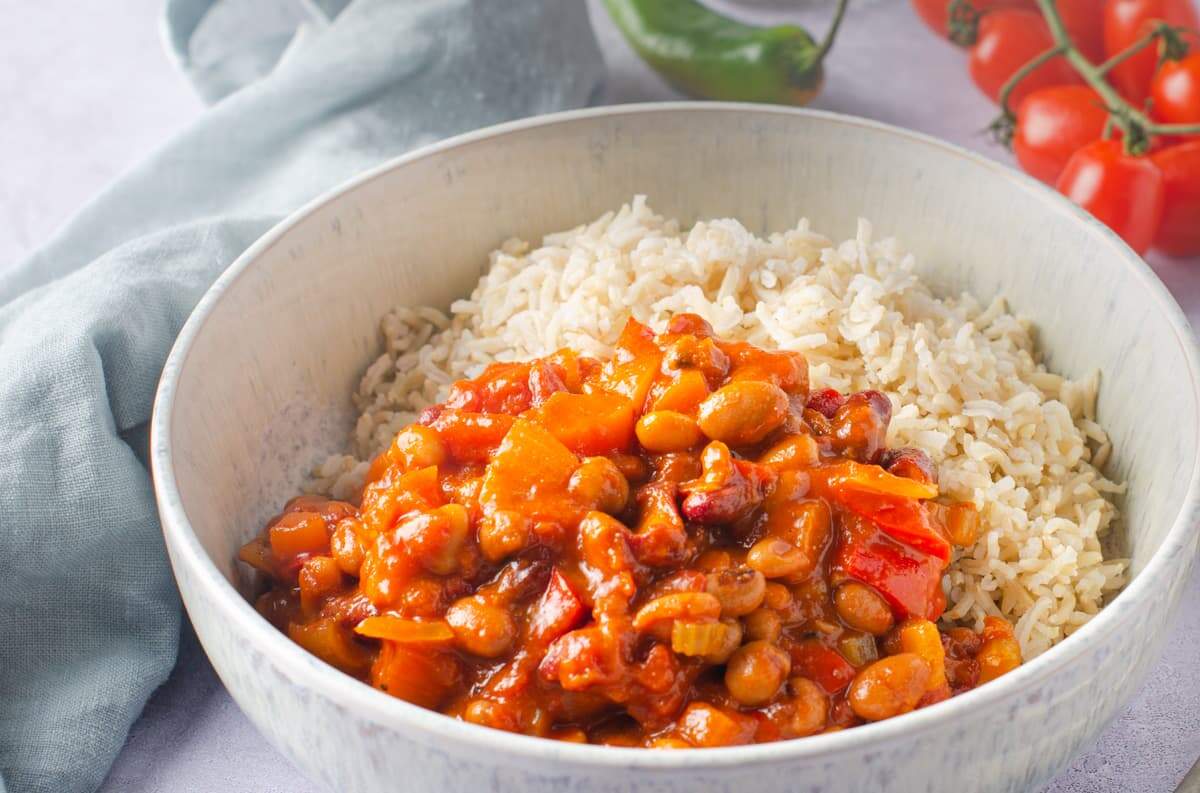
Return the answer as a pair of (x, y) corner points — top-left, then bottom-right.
(312, 196), (1127, 658)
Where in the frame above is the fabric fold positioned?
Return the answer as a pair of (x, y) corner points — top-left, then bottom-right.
(0, 2), (604, 791)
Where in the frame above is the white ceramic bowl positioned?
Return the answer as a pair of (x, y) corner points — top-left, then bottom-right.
(151, 104), (1200, 793)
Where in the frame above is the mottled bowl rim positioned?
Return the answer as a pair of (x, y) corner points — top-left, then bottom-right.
(151, 102), (1200, 769)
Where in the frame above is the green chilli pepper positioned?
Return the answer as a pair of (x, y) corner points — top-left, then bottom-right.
(603, 0), (849, 106)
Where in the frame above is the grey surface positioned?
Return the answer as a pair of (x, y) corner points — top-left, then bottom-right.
(3, 1), (1196, 792)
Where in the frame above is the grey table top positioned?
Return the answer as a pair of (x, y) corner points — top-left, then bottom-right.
(5, 1), (1197, 791)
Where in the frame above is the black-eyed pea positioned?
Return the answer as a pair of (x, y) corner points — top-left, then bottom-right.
(446, 595), (516, 658)
(742, 607), (783, 643)
(705, 566), (767, 617)
(477, 510), (531, 562)
(725, 640), (792, 707)
(783, 677), (829, 737)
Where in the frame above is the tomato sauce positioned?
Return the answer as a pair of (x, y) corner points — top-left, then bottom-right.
(239, 314), (1022, 746)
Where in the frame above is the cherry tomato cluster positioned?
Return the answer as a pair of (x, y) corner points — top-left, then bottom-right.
(912, 0), (1200, 257)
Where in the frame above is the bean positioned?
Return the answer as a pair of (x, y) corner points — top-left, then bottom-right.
(330, 518), (365, 576)
(747, 537), (807, 579)
(895, 618), (947, 691)
(477, 510), (531, 562)
(636, 410), (704, 453)
(391, 424), (447, 470)
(462, 697), (522, 731)
(834, 582), (896, 636)
(830, 390), (892, 463)
(697, 381), (789, 446)
(879, 447), (937, 485)
(609, 453), (651, 483)
(742, 607), (783, 643)
(395, 504), (470, 575)
(725, 641), (792, 707)
(706, 566), (767, 617)
(663, 336), (730, 384)
(783, 677), (829, 737)
(847, 653), (931, 722)
(653, 451), (703, 484)
(446, 595), (517, 658)
(568, 457), (630, 514)
(763, 582), (793, 611)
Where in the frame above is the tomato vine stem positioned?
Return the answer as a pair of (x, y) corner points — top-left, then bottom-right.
(988, 0), (1200, 155)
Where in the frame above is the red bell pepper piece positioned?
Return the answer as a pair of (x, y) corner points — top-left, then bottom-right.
(790, 639), (856, 694)
(529, 568), (586, 645)
(832, 518), (948, 622)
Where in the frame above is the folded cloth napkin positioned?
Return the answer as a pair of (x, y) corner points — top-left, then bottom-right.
(0, 3), (604, 791)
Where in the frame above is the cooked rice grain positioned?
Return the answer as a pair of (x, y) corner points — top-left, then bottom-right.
(312, 196), (1126, 657)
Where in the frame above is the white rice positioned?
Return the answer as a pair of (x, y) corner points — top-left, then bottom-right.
(312, 196), (1127, 658)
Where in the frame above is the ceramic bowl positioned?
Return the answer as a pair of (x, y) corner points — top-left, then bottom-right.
(151, 104), (1200, 793)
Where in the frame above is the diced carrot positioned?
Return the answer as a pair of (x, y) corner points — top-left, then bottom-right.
(370, 641), (461, 708)
(359, 465), (445, 536)
(676, 702), (757, 747)
(478, 419), (581, 524)
(650, 369), (710, 414)
(288, 617), (371, 674)
(977, 617), (1022, 684)
(269, 511), (329, 560)
(298, 556), (343, 613)
(354, 616), (455, 645)
(421, 409), (515, 463)
(524, 390), (635, 456)
(237, 537), (277, 577)
(585, 319), (663, 413)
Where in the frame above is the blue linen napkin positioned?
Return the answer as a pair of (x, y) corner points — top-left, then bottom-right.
(0, 3), (604, 791)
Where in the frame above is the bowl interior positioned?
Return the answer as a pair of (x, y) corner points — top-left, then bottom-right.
(163, 105), (1197, 628)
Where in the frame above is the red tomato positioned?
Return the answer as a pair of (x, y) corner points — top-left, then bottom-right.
(1103, 0), (1200, 104)
(1057, 139), (1166, 254)
(909, 0), (1036, 36)
(970, 10), (1082, 107)
(1014, 86), (1110, 183)
(1059, 0), (1108, 61)
(1152, 53), (1200, 124)
(1151, 141), (1200, 256)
